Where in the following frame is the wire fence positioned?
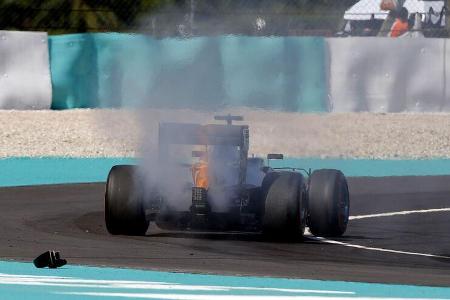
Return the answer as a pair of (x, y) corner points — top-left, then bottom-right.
(0, 0), (448, 37)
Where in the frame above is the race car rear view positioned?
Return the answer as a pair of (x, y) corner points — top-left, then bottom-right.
(105, 115), (350, 240)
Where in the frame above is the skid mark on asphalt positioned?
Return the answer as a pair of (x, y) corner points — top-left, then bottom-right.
(309, 208), (450, 260)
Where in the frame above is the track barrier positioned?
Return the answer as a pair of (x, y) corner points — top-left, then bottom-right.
(0, 31), (52, 109)
(3, 30), (450, 112)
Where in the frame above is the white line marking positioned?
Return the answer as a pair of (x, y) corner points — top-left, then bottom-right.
(307, 207), (450, 259)
(229, 287), (352, 294)
(349, 208), (450, 220)
(0, 273), (353, 294)
(311, 236), (450, 259)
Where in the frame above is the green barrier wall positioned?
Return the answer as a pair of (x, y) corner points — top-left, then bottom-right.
(49, 33), (327, 111)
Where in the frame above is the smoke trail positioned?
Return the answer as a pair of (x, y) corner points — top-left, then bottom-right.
(97, 3), (283, 218)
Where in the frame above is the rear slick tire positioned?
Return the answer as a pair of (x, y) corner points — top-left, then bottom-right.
(105, 165), (149, 236)
(262, 172), (306, 240)
(308, 169), (349, 237)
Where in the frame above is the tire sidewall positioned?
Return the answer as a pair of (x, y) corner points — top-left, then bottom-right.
(308, 169), (349, 237)
(262, 172), (306, 239)
(105, 165), (148, 235)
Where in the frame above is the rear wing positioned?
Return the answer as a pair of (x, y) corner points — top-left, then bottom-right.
(159, 123), (249, 147)
(158, 122), (250, 185)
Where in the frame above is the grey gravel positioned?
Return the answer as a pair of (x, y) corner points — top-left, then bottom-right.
(1, 108), (450, 159)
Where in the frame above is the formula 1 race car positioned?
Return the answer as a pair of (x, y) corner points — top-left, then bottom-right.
(105, 115), (350, 240)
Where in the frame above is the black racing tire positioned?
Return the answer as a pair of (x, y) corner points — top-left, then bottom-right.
(260, 171), (280, 203)
(105, 165), (149, 236)
(262, 172), (306, 240)
(308, 169), (350, 237)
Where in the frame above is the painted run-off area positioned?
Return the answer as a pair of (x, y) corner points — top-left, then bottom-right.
(0, 261), (450, 299)
(2, 157), (450, 187)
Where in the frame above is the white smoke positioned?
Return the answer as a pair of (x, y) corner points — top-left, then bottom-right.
(99, 3), (274, 216)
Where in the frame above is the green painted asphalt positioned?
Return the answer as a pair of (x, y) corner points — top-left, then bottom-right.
(0, 261), (449, 299)
(0, 157), (135, 187)
(1, 157), (450, 187)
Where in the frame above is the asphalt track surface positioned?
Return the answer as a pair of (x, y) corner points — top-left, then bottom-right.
(0, 176), (449, 287)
